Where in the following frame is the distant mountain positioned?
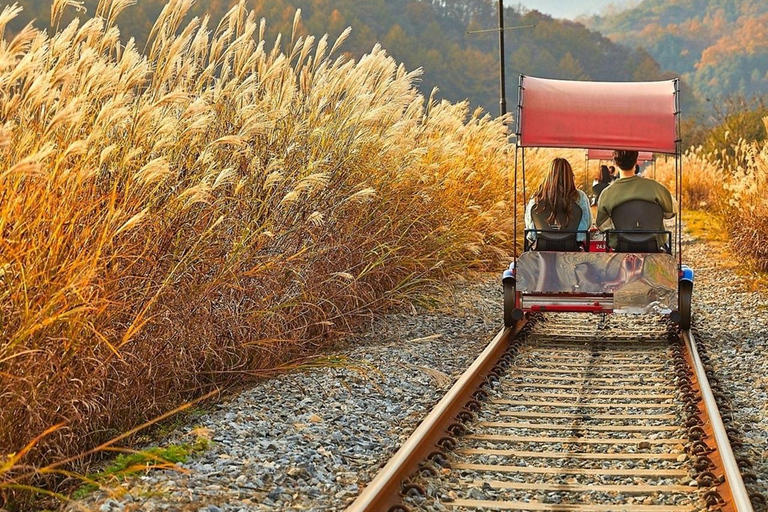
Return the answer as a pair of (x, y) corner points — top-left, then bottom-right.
(586, 0), (768, 102)
(3, 0), (673, 116)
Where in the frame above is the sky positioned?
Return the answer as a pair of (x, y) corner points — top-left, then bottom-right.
(508, 0), (640, 20)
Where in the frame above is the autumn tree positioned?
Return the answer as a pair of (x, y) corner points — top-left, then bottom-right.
(7, 0), (674, 116)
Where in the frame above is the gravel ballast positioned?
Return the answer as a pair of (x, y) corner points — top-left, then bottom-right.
(682, 236), (768, 508)
(86, 277), (500, 512)
(85, 232), (768, 512)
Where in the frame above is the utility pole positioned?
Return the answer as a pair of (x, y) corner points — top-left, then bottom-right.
(466, 5), (534, 118)
(498, 0), (506, 117)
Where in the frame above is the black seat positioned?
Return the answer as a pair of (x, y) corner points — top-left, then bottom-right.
(591, 182), (609, 204)
(528, 202), (583, 251)
(609, 200), (667, 253)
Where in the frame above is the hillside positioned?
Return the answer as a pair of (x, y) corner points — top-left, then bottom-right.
(586, 0), (768, 102)
(4, 0), (671, 116)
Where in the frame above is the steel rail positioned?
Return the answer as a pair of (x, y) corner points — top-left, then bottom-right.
(682, 329), (754, 512)
(345, 321), (525, 512)
(346, 322), (754, 512)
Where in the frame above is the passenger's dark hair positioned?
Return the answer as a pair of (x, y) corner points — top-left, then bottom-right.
(613, 150), (639, 171)
(597, 165), (611, 183)
(533, 158), (578, 226)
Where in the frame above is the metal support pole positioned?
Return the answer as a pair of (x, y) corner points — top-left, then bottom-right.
(513, 145), (519, 261)
(466, 15), (532, 119)
(498, 0), (506, 117)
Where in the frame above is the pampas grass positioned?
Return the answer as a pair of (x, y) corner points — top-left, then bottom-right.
(656, 120), (768, 270)
(0, 0), (518, 503)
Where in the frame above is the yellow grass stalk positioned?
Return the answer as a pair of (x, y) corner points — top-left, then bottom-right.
(0, 3), (521, 507)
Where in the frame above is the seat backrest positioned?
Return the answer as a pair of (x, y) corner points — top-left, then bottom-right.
(610, 200), (664, 252)
(592, 182), (609, 199)
(591, 182), (609, 206)
(530, 201), (582, 251)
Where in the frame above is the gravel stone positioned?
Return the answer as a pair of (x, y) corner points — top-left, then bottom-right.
(682, 232), (768, 506)
(83, 276), (500, 511)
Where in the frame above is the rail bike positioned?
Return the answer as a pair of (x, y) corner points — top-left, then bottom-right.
(502, 76), (694, 328)
(586, 148), (654, 164)
(585, 148), (655, 186)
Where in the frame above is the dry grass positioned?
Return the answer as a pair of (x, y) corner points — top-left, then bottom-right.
(0, 0), (518, 505)
(655, 150), (726, 211)
(717, 133), (768, 271)
(656, 119), (768, 271)
(682, 209), (729, 246)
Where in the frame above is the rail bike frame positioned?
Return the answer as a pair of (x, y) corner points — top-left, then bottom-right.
(503, 76), (693, 328)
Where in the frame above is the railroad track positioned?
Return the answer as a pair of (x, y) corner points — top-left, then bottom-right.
(347, 314), (756, 512)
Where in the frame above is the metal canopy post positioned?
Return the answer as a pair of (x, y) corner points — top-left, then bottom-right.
(514, 75), (525, 262)
(513, 145), (519, 262)
(674, 78), (683, 266)
(521, 147), (527, 206)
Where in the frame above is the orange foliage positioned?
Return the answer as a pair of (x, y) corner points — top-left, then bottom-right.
(698, 13), (768, 68)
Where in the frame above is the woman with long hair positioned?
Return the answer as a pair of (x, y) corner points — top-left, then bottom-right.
(591, 164), (612, 205)
(524, 157), (591, 245)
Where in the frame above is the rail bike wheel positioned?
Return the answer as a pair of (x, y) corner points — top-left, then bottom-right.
(679, 279), (693, 330)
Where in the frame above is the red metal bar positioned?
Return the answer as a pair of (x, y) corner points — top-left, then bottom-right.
(526, 304), (611, 313)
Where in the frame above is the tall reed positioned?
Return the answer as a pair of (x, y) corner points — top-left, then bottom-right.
(0, 0), (516, 502)
(656, 122), (768, 269)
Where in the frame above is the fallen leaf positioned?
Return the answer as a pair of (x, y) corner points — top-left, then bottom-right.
(188, 427), (213, 439)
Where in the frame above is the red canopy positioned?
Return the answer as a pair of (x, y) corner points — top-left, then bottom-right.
(517, 76), (678, 154)
(587, 149), (654, 162)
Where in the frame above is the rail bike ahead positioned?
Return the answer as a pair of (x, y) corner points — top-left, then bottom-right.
(584, 147), (656, 187)
(502, 76), (693, 328)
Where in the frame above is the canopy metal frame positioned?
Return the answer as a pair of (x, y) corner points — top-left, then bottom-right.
(512, 75), (683, 270)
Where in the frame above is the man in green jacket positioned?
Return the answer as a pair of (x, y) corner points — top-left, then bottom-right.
(596, 150), (675, 250)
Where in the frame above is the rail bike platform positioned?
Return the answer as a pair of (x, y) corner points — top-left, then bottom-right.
(509, 251), (678, 314)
